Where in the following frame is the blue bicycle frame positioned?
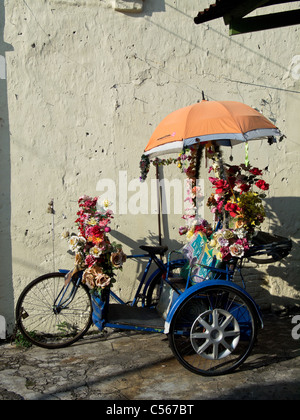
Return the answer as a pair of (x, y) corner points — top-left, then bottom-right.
(109, 252), (167, 306)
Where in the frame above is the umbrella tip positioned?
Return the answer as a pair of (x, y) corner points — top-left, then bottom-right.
(202, 91), (205, 100)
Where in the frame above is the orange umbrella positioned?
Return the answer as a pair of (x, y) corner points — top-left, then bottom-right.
(144, 100), (281, 157)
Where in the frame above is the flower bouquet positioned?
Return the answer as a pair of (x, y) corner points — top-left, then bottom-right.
(63, 195), (126, 295)
(207, 160), (268, 235)
(179, 145), (269, 263)
(209, 228), (250, 261)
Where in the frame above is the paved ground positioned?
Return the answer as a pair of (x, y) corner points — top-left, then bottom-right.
(0, 313), (299, 401)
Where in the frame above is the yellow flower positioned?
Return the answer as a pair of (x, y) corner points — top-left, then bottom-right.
(209, 238), (217, 248)
(186, 229), (194, 240)
(88, 217), (97, 226)
(216, 251), (222, 260)
(103, 199), (111, 208)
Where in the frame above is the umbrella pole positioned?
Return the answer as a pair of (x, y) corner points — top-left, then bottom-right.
(194, 145), (203, 217)
(156, 164), (162, 246)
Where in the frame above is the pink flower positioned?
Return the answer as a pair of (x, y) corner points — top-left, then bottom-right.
(85, 255), (96, 267)
(236, 238), (249, 250)
(179, 226), (188, 235)
(216, 200), (224, 212)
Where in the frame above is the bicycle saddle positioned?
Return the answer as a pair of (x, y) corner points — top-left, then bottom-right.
(139, 245), (168, 255)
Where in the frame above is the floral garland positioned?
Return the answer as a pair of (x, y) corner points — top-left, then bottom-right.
(62, 195), (126, 294)
(139, 147), (201, 182)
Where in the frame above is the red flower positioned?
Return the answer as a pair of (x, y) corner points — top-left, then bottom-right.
(255, 179), (269, 190)
(239, 183), (250, 193)
(214, 179), (230, 194)
(86, 225), (103, 238)
(194, 225), (205, 234)
(249, 167), (263, 176)
(227, 165), (240, 175)
(220, 246), (231, 261)
(224, 202), (241, 217)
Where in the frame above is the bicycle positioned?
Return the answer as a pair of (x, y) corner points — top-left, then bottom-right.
(15, 245), (185, 348)
(15, 232), (292, 376)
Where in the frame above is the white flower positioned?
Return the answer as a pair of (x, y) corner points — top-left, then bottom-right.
(89, 246), (102, 257)
(233, 228), (247, 239)
(68, 235), (86, 251)
(96, 198), (113, 213)
(68, 235), (80, 251)
(229, 243), (244, 258)
(103, 199), (112, 208)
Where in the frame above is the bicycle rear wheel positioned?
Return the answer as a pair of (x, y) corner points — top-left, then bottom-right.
(16, 272), (92, 349)
(168, 285), (259, 376)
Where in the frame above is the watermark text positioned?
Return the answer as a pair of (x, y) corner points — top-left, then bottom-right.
(96, 171), (205, 216)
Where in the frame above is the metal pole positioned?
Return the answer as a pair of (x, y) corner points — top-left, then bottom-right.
(156, 164), (162, 245)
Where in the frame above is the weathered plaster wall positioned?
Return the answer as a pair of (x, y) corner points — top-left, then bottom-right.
(1, 0), (300, 332)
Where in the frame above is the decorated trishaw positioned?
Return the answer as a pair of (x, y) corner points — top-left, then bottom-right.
(16, 100), (292, 376)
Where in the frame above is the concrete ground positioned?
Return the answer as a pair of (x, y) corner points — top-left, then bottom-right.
(0, 313), (299, 401)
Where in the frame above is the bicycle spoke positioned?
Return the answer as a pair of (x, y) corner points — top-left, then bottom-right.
(169, 285), (258, 376)
(16, 273), (92, 348)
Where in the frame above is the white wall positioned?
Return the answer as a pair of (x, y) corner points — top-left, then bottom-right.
(1, 0), (300, 332)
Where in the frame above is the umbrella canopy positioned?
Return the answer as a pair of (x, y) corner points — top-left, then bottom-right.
(144, 100), (281, 157)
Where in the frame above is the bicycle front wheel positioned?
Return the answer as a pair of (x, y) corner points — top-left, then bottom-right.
(16, 272), (92, 349)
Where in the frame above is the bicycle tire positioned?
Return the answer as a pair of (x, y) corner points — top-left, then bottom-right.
(168, 284), (259, 376)
(15, 272), (93, 349)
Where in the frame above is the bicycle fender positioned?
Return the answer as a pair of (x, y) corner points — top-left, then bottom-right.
(58, 269), (70, 274)
(164, 279), (263, 334)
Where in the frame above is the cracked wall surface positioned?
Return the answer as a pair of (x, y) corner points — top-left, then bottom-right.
(1, 0), (300, 332)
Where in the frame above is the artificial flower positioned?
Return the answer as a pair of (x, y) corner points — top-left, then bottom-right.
(68, 235), (86, 252)
(224, 201), (241, 217)
(255, 179), (269, 190)
(249, 167), (263, 176)
(89, 246), (103, 257)
(220, 246), (231, 260)
(179, 226), (188, 236)
(229, 243), (245, 258)
(85, 254), (97, 267)
(95, 274), (111, 289)
(75, 252), (85, 267)
(82, 267), (96, 289)
(110, 250), (127, 268)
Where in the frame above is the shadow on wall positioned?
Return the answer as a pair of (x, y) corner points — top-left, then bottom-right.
(116, 0), (166, 16)
(0, 2), (14, 335)
(262, 197), (300, 310)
